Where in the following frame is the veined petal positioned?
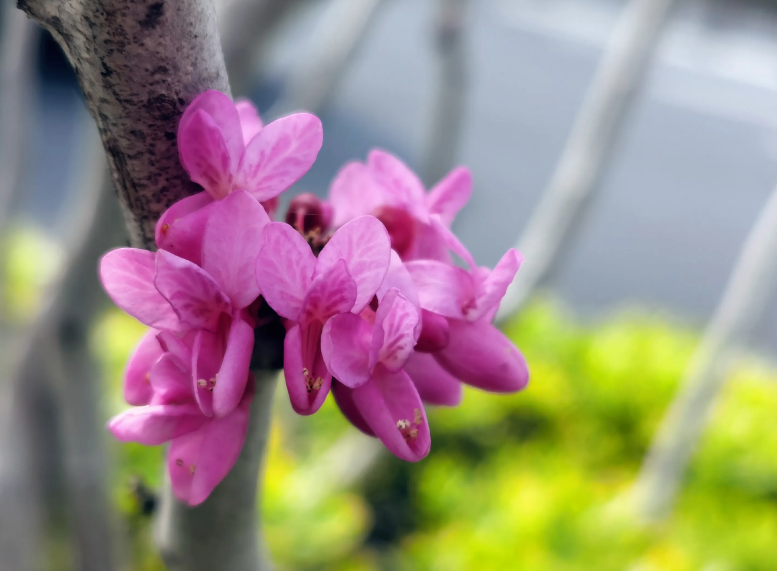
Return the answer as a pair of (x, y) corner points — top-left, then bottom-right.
(168, 387), (252, 506)
(255, 222), (316, 320)
(284, 324), (331, 415)
(370, 289), (419, 372)
(435, 319), (529, 393)
(352, 367), (430, 462)
(155, 192), (215, 265)
(321, 313), (371, 389)
(316, 216), (391, 313)
(124, 329), (162, 406)
(426, 166), (472, 226)
(467, 249), (523, 322)
(405, 260), (473, 320)
(404, 352), (462, 406)
(332, 381), (375, 436)
(202, 190), (270, 309)
(301, 259), (358, 324)
(367, 149), (426, 216)
(235, 99), (263, 144)
(178, 109), (234, 200)
(212, 316), (254, 417)
(329, 161), (387, 227)
(108, 404), (206, 445)
(100, 249), (180, 330)
(179, 90), (244, 174)
(234, 113), (323, 201)
(155, 250), (231, 333)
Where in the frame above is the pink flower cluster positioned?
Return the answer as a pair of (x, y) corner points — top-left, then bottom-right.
(102, 91), (528, 506)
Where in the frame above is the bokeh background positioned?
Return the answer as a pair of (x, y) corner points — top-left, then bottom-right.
(3, 0), (777, 569)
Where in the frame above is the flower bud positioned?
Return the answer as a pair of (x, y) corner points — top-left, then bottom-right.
(285, 193), (331, 234)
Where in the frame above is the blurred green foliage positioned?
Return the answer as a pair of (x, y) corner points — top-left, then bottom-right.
(97, 299), (777, 571)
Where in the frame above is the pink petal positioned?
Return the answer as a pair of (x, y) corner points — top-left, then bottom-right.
(156, 192), (216, 266)
(367, 149), (426, 217)
(405, 260), (473, 320)
(435, 319), (529, 393)
(404, 352), (462, 406)
(426, 166), (472, 226)
(412, 218), (452, 263)
(283, 324), (331, 415)
(235, 98), (264, 144)
(332, 381), (375, 437)
(467, 249), (523, 322)
(155, 330), (194, 370)
(377, 250), (421, 312)
(100, 249), (180, 330)
(234, 113), (323, 201)
(202, 190), (270, 309)
(301, 259), (358, 324)
(108, 403), (206, 445)
(124, 329), (162, 406)
(329, 161), (387, 227)
(154, 250), (231, 332)
(168, 387), (252, 506)
(321, 313), (371, 389)
(212, 316), (254, 417)
(178, 109), (234, 200)
(179, 90), (244, 174)
(149, 354), (192, 405)
(352, 367), (430, 462)
(255, 222), (316, 320)
(415, 309), (450, 353)
(428, 215), (476, 269)
(370, 289), (419, 372)
(191, 327), (226, 417)
(316, 216), (392, 313)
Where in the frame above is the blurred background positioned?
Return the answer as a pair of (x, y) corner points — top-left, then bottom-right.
(3, 0), (777, 569)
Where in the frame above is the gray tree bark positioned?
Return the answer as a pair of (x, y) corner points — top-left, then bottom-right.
(633, 183), (777, 521)
(496, 0), (680, 322)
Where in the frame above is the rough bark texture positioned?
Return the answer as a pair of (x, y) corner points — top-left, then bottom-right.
(633, 183), (777, 521)
(496, 0), (680, 322)
(18, 0), (230, 249)
(156, 372), (277, 571)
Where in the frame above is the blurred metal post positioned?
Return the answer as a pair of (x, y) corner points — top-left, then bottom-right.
(270, 0), (383, 116)
(496, 0), (680, 322)
(633, 183), (777, 521)
(422, 0), (470, 187)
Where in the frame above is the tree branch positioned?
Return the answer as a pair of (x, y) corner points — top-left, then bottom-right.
(496, 0), (680, 322)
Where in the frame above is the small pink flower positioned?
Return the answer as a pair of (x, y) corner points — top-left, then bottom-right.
(328, 149), (471, 260)
(101, 190), (268, 416)
(156, 92), (323, 264)
(321, 288), (430, 461)
(109, 330), (253, 506)
(255, 216), (392, 415)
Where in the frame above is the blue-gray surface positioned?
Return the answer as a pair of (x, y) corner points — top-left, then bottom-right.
(19, 0), (777, 347)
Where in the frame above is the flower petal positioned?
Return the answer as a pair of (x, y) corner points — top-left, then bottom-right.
(100, 249), (180, 330)
(316, 216), (391, 313)
(332, 381), (375, 436)
(156, 192), (216, 266)
(155, 330), (194, 371)
(370, 289), (419, 372)
(191, 327), (225, 417)
(235, 98), (263, 144)
(405, 260), (473, 320)
(234, 113), (323, 201)
(352, 367), (430, 462)
(415, 309), (450, 353)
(155, 250), (231, 332)
(426, 166), (472, 226)
(283, 324), (331, 415)
(377, 250), (420, 312)
(467, 249), (523, 322)
(435, 319), (529, 393)
(179, 90), (244, 174)
(212, 316), (254, 417)
(202, 190), (270, 309)
(255, 222), (316, 320)
(178, 109), (234, 200)
(404, 352), (462, 406)
(168, 387), (252, 506)
(428, 215), (476, 269)
(367, 149), (426, 217)
(149, 354), (192, 405)
(329, 161), (386, 227)
(108, 404), (206, 445)
(124, 329), (162, 406)
(321, 313), (371, 389)
(301, 259), (358, 324)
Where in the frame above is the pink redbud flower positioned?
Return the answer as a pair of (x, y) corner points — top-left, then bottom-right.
(328, 149), (471, 260)
(156, 91), (322, 264)
(255, 216), (391, 415)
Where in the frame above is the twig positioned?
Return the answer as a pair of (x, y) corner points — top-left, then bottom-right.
(496, 0), (680, 322)
(632, 182), (777, 521)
